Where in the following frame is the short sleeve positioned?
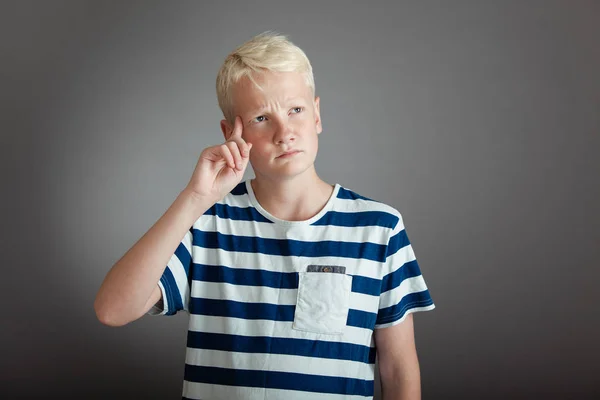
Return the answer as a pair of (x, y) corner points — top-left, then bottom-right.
(146, 227), (194, 316)
(375, 213), (435, 329)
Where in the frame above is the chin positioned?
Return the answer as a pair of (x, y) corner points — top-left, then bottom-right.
(259, 161), (315, 181)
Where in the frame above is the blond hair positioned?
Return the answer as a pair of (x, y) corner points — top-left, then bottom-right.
(216, 31), (315, 123)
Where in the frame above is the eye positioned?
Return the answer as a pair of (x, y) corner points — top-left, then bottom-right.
(253, 115), (266, 123)
(290, 107), (303, 114)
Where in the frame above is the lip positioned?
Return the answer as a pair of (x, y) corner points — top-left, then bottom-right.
(277, 150), (301, 158)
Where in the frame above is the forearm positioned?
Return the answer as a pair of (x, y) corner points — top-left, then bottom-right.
(94, 189), (213, 326)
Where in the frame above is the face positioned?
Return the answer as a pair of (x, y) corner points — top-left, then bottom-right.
(221, 71), (322, 182)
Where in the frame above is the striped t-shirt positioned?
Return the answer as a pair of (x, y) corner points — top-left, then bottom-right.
(149, 180), (435, 399)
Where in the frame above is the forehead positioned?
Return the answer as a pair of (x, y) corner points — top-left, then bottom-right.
(231, 71), (312, 114)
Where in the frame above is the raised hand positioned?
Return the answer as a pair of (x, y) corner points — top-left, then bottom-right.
(185, 116), (252, 202)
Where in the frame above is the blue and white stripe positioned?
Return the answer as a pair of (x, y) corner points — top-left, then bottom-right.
(150, 180), (434, 399)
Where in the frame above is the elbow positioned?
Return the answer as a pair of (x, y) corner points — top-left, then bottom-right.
(94, 297), (131, 327)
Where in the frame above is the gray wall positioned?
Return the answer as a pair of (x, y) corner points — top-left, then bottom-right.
(2, 1), (599, 399)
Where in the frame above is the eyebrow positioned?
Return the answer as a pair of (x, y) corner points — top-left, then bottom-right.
(248, 98), (306, 115)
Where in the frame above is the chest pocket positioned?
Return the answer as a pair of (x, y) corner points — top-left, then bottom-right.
(292, 266), (353, 335)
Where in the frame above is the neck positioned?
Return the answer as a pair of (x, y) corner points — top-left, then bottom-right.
(251, 168), (334, 221)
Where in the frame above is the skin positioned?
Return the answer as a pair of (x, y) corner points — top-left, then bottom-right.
(375, 314), (422, 399)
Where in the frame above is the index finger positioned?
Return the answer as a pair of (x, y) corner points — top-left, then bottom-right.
(230, 116), (243, 139)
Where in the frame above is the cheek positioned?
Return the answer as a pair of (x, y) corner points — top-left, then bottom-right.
(298, 116), (318, 133)
(244, 133), (264, 149)
(248, 141), (271, 163)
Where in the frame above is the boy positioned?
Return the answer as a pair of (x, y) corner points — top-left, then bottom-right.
(94, 32), (435, 399)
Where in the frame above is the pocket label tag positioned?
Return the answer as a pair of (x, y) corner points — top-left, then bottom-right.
(306, 265), (346, 274)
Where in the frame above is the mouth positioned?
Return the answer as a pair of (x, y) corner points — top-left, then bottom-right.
(276, 150), (301, 159)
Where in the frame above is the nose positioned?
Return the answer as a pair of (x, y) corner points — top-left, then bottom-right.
(273, 118), (295, 145)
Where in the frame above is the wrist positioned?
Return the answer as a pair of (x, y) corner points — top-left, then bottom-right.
(178, 187), (216, 219)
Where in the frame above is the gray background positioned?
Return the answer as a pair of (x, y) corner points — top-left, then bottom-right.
(1, 1), (599, 399)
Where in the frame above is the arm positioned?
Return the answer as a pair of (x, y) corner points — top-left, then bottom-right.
(374, 313), (421, 400)
(94, 116), (251, 327)
(93, 189), (212, 327)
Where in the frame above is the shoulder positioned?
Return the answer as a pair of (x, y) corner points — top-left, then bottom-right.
(334, 184), (405, 233)
(228, 180), (250, 197)
(192, 180), (255, 229)
(216, 180), (252, 207)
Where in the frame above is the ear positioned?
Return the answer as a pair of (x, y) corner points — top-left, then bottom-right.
(220, 119), (232, 140)
(314, 96), (322, 134)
